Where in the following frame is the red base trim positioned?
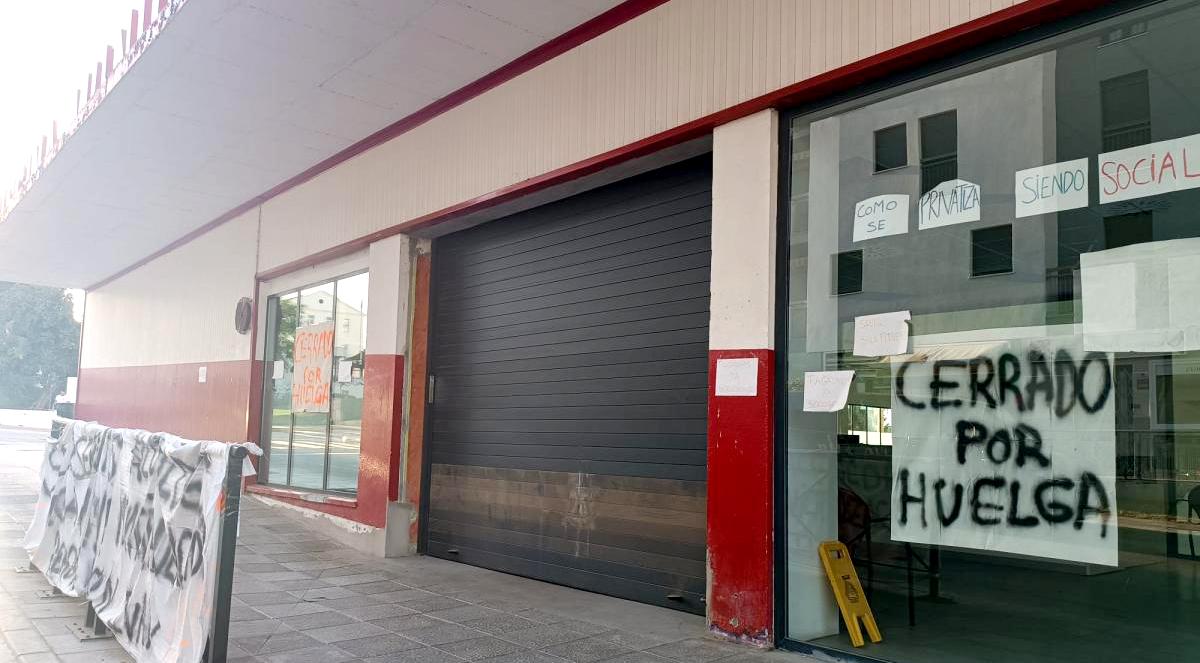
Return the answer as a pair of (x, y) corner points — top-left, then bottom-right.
(707, 349), (775, 645)
(75, 360), (251, 442)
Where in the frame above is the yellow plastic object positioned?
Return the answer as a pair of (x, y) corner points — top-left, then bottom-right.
(818, 540), (883, 647)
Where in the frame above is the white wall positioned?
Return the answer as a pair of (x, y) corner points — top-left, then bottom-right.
(80, 210), (258, 368)
(710, 109), (778, 350)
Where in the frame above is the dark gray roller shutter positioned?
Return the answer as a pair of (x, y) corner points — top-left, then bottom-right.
(425, 157), (711, 614)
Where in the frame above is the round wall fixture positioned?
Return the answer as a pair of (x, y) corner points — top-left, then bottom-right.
(234, 297), (254, 335)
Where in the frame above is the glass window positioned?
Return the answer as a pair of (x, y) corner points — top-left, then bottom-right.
(971, 224), (1014, 276)
(835, 250), (863, 295)
(781, 3), (1200, 662)
(919, 110), (957, 195)
(260, 271), (368, 494)
(874, 123), (908, 172)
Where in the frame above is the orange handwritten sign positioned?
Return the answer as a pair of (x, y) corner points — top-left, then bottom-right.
(292, 322), (333, 413)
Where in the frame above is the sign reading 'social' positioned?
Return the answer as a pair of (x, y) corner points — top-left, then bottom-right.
(890, 337), (1117, 566)
(293, 321), (334, 413)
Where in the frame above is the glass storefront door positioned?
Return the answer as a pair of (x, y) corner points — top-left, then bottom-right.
(780, 2), (1200, 660)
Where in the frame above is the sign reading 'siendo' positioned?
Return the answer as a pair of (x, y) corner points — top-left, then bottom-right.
(889, 337), (1118, 566)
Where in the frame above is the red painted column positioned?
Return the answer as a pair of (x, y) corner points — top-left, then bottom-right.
(707, 108), (779, 646)
(708, 349), (775, 644)
(359, 353), (405, 528)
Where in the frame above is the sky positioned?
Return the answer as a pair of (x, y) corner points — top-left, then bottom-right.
(0, 0), (138, 193)
(0, 1), (136, 320)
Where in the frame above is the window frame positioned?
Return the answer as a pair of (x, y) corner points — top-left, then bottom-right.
(772, 1), (1168, 658)
(258, 267), (369, 496)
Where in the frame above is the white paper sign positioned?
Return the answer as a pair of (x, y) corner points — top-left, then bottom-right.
(715, 358), (758, 396)
(23, 421), (262, 663)
(1081, 237), (1200, 352)
(1015, 158), (1088, 218)
(272, 360), (284, 380)
(889, 336), (1117, 566)
(918, 179), (981, 229)
(197, 366), (206, 383)
(1099, 132), (1200, 204)
(337, 360), (354, 384)
(853, 310), (911, 357)
(853, 194), (909, 242)
(803, 370), (855, 412)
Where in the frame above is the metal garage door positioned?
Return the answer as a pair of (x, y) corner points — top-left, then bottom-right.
(425, 157), (711, 613)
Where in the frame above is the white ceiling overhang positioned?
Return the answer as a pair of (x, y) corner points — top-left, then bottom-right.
(0, 0), (624, 287)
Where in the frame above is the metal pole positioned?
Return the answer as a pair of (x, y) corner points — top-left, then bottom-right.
(207, 446), (247, 663)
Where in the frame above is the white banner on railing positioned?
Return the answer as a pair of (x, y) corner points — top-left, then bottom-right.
(22, 421), (259, 663)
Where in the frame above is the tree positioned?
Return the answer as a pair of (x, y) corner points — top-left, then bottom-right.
(0, 283), (79, 409)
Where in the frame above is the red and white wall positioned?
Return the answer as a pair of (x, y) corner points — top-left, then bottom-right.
(76, 209), (258, 442)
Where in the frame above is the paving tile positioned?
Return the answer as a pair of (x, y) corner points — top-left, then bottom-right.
(342, 580), (408, 595)
(511, 609), (567, 625)
(294, 586), (358, 601)
(500, 624), (591, 649)
(368, 614), (443, 633)
(362, 647), (466, 662)
(238, 592), (302, 607)
(305, 620), (390, 644)
(240, 563), (293, 574)
(259, 645), (356, 663)
(257, 630), (322, 655)
(463, 613), (542, 636)
(370, 589), (437, 604)
(601, 653), (674, 663)
(280, 610), (358, 630)
(594, 631), (673, 651)
(479, 652), (573, 663)
(314, 595), (384, 611)
(230, 619), (290, 639)
(334, 633), (424, 658)
(337, 602), (418, 621)
(271, 578), (331, 592)
(56, 652), (133, 663)
(323, 573), (391, 587)
(551, 620), (612, 637)
(542, 636), (633, 663)
(40, 634), (127, 655)
(436, 635), (524, 661)
(17, 652), (63, 663)
(398, 596), (470, 613)
(645, 638), (743, 662)
(2, 629), (47, 656)
(395, 620), (485, 647)
(255, 602), (332, 619)
(427, 605), (502, 624)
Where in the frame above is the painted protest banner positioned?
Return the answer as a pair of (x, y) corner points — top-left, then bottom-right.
(22, 421), (260, 663)
(1099, 132), (1200, 204)
(889, 337), (1118, 566)
(293, 321), (334, 413)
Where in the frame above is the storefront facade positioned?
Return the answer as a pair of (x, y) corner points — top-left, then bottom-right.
(6, 0), (1195, 659)
(777, 1), (1200, 660)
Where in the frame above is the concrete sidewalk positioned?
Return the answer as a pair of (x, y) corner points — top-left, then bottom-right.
(0, 430), (810, 663)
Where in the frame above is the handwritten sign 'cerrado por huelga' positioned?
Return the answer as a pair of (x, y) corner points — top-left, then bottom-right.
(889, 337), (1118, 566)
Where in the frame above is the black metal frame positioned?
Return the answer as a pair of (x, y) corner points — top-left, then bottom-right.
(771, 1), (1164, 660)
(257, 268), (369, 496)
